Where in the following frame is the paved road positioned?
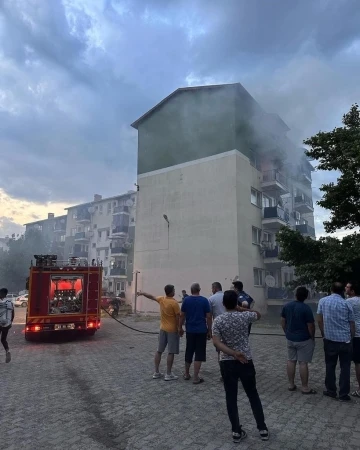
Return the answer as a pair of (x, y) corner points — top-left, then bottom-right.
(1, 312), (360, 450)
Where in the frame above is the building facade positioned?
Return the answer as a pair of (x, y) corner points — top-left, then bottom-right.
(24, 213), (67, 259)
(131, 83), (315, 313)
(64, 192), (136, 298)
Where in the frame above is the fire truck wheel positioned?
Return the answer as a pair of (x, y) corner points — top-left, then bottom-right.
(25, 332), (37, 342)
(87, 329), (96, 337)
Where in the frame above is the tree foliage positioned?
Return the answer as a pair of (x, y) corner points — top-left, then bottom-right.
(0, 229), (50, 293)
(304, 103), (360, 233)
(277, 227), (360, 292)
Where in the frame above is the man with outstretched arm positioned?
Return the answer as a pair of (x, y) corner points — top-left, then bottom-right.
(212, 290), (268, 444)
(137, 285), (181, 381)
(0, 288), (14, 363)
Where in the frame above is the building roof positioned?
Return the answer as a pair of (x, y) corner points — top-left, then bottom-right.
(131, 83), (241, 129)
(65, 191), (136, 211)
(24, 214), (67, 227)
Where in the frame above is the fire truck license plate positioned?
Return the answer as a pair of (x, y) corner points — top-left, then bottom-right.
(55, 324), (75, 330)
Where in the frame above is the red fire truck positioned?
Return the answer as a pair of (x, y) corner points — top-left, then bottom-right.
(25, 255), (102, 341)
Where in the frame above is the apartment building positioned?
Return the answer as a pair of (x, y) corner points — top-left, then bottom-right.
(24, 213), (67, 259)
(131, 83), (315, 313)
(64, 192), (136, 298)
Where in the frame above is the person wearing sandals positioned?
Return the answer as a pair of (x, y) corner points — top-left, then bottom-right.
(281, 286), (316, 395)
(212, 290), (269, 444)
(345, 282), (360, 398)
(179, 283), (211, 384)
(137, 285), (181, 381)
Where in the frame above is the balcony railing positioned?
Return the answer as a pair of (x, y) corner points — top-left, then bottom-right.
(70, 250), (88, 258)
(263, 206), (289, 222)
(262, 170), (288, 188)
(113, 206), (129, 214)
(74, 231), (90, 241)
(264, 247), (280, 258)
(267, 287), (292, 300)
(112, 225), (129, 235)
(111, 247), (127, 255)
(54, 225), (66, 233)
(76, 211), (91, 222)
(110, 267), (126, 276)
(295, 194), (313, 208)
(296, 224), (316, 237)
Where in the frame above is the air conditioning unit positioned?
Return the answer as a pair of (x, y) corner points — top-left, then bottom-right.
(293, 211), (301, 221)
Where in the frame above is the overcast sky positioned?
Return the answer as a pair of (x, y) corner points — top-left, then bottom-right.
(0, 0), (359, 237)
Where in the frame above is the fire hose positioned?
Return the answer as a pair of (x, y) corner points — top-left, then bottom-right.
(101, 306), (323, 338)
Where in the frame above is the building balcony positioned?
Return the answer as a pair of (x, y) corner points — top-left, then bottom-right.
(76, 211), (91, 224)
(294, 194), (314, 213)
(262, 207), (289, 231)
(70, 250), (88, 258)
(296, 224), (316, 238)
(263, 246), (284, 268)
(267, 287), (291, 300)
(112, 225), (129, 237)
(113, 205), (130, 215)
(74, 231), (91, 242)
(261, 170), (289, 195)
(111, 247), (128, 256)
(110, 267), (127, 277)
(53, 225), (66, 233)
(298, 168), (312, 186)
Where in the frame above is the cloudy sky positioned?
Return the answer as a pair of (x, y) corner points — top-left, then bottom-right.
(0, 0), (359, 237)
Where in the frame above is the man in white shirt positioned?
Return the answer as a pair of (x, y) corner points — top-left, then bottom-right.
(345, 282), (360, 397)
(0, 288), (14, 363)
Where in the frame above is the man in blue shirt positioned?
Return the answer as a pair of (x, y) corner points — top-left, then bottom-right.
(317, 282), (355, 401)
(233, 281), (254, 336)
(281, 286), (316, 394)
(179, 283), (211, 384)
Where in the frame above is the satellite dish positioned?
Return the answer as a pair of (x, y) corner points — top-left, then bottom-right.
(265, 275), (275, 287)
(125, 199), (133, 207)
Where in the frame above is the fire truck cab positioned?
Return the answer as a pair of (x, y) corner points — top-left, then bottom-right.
(25, 255), (102, 341)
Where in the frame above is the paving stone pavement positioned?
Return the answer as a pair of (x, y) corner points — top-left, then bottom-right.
(1, 314), (360, 450)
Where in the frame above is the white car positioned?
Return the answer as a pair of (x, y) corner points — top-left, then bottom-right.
(14, 294), (28, 307)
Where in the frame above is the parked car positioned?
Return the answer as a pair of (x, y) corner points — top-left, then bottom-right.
(6, 293), (18, 304)
(15, 294), (28, 307)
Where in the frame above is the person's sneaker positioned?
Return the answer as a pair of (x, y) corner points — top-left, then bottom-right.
(232, 430), (247, 443)
(152, 372), (163, 379)
(339, 395), (352, 402)
(5, 351), (11, 363)
(259, 429), (269, 441)
(164, 373), (178, 381)
(323, 390), (337, 399)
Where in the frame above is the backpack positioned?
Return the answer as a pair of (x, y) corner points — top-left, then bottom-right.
(0, 299), (13, 327)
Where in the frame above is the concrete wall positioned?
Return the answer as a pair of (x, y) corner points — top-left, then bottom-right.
(133, 150), (268, 313)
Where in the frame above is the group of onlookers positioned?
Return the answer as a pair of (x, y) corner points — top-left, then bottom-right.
(282, 281), (360, 401)
(137, 279), (360, 445)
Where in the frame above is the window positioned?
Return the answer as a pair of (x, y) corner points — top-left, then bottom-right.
(92, 243), (96, 248)
(71, 228), (76, 237)
(77, 226), (82, 232)
(104, 268), (108, 276)
(251, 188), (262, 207)
(72, 212), (77, 219)
(252, 226), (261, 245)
(98, 230), (102, 239)
(113, 201), (117, 207)
(96, 250), (100, 257)
(84, 245), (89, 252)
(106, 229), (110, 238)
(107, 203), (111, 214)
(120, 282), (125, 291)
(131, 218), (135, 223)
(99, 205), (103, 215)
(262, 194), (272, 208)
(93, 224), (97, 229)
(253, 268), (263, 286)
(105, 249), (109, 257)
(60, 235), (65, 242)
(263, 232), (272, 245)
(109, 281), (112, 288)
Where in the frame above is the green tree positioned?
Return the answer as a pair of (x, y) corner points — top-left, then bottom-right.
(304, 103), (360, 233)
(0, 229), (50, 292)
(277, 104), (360, 289)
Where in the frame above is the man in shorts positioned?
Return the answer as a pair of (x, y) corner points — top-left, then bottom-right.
(179, 283), (211, 384)
(345, 281), (360, 397)
(281, 286), (316, 394)
(137, 285), (181, 381)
